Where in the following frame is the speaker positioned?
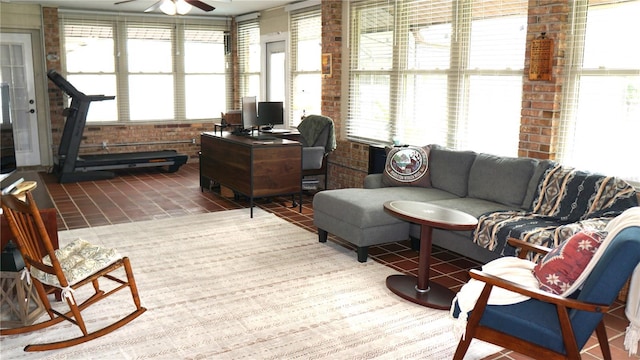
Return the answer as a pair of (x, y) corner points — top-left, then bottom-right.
(224, 31), (231, 55)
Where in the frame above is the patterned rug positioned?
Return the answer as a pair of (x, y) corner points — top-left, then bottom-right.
(1, 209), (501, 359)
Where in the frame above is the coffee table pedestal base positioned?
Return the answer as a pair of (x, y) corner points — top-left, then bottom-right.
(386, 274), (455, 310)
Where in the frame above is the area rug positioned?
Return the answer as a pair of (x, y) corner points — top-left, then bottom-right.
(1, 208), (501, 359)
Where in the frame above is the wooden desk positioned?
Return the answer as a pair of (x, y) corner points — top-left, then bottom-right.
(200, 132), (302, 217)
(1, 171), (59, 252)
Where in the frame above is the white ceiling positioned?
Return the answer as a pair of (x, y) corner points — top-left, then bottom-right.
(2, 0), (299, 18)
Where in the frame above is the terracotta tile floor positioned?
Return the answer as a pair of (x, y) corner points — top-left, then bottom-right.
(40, 164), (636, 360)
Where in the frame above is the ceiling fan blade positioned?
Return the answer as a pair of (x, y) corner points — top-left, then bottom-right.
(144, 0), (162, 13)
(185, 0), (215, 12)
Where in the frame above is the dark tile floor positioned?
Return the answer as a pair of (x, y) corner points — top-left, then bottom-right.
(40, 164), (636, 360)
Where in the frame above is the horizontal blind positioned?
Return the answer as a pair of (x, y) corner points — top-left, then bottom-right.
(348, 0), (526, 156)
(347, 0), (395, 143)
(236, 19), (261, 100)
(559, 0), (640, 184)
(289, 5), (321, 127)
(60, 12), (228, 123)
(61, 17), (118, 122)
(451, 0), (527, 155)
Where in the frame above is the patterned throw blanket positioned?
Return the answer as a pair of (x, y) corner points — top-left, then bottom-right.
(473, 165), (638, 257)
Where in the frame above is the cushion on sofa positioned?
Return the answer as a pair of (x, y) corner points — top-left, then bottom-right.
(428, 146), (477, 197)
(382, 145), (432, 187)
(467, 153), (537, 207)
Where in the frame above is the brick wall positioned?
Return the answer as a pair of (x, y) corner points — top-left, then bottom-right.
(519, 0), (569, 160)
(320, 1), (370, 189)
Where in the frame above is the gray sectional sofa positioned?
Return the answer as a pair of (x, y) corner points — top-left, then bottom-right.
(313, 145), (638, 263)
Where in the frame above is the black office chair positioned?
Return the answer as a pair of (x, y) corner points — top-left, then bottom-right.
(297, 115), (336, 190)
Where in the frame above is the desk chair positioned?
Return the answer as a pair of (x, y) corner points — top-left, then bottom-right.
(0, 192), (146, 351)
(297, 114), (336, 190)
(452, 227), (640, 360)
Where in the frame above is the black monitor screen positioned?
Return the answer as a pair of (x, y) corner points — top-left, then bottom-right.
(241, 96), (258, 129)
(257, 102), (284, 126)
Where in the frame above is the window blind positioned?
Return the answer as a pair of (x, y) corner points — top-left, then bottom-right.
(236, 19), (261, 99)
(60, 12), (227, 123)
(348, 0), (526, 157)
(289, 5), (322, 127)
(559, 0), (640, 184)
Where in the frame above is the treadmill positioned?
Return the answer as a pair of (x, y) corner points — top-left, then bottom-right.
(47, 69), (188, 183)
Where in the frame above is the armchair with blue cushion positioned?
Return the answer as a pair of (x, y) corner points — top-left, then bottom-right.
(452, 212), (640, 360)
(297, 114), (336, 190)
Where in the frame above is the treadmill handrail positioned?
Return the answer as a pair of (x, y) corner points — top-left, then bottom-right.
(47, 69), (114, 102)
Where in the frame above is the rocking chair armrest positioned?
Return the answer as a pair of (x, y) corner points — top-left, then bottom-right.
(469, 269), (609, 313)
(507, 237), (552, 259)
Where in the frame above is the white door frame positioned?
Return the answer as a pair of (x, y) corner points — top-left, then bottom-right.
(0, 31), (45, 167)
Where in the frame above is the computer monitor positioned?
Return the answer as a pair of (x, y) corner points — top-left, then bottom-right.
(257, 101), (284, 127)
(241, 96), (258, 130)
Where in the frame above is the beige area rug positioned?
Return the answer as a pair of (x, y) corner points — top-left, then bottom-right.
(1, 208), (501, 359)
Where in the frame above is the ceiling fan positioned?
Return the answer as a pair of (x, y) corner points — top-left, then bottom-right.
(115, 0), (215, 15)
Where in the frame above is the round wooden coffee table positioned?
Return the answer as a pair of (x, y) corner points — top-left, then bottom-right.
(383, 201), (478, 309)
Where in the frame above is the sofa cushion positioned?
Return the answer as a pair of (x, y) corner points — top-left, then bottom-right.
(313, 187), (459, 228)
(467, 153), (537, 207)
(429, 146), (477, 197)
(532, 229), (607, 295)
(382, 145), (432, 187)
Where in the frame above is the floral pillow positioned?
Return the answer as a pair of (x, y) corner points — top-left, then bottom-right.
(533, 229), (607, 295)
(381, 145), (431, 187)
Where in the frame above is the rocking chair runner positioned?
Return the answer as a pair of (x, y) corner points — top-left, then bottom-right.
(0, 192), (146, 351)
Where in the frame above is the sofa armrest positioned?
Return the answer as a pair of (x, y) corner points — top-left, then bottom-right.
(364, 174), (385, 189)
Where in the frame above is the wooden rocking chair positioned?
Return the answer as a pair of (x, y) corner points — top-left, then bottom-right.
(0, 192), (146, 351)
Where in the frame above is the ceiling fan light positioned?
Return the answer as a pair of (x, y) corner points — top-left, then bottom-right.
(159, 0), (176, 15)
(175, 0), (192, 15)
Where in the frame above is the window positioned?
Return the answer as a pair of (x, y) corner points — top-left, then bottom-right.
(237, 19), (261, 98)
(61, 14), (227, 123)
(560, 0), (640, 184)
(289, 6), (322, 127)
(63, 21), (118, 122)
(348, 0), (527, 156)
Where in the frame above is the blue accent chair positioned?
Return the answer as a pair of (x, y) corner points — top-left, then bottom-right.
(452, 227), (640, 360)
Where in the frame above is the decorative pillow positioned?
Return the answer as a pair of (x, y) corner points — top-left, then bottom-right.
(381, 145), (431, 187)
(533, 229), (607, 295)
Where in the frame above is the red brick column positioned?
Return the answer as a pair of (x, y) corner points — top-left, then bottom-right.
(519, 0), (570, 160)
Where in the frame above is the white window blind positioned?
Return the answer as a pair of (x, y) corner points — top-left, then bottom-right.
(62, 19), (118, 122)
(237, 19), (261, 99)
(61, 13), (227, 123)
(289, 5), (322, 127)
(559, 0), (640, 184)
(348, 0), (527, 156)
(183, 27), (226, 119)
